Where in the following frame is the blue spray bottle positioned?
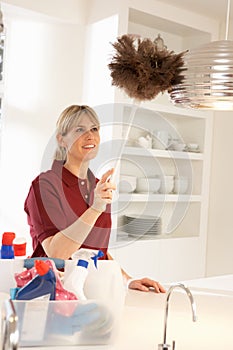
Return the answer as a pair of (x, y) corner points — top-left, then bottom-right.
(15, 260), (56, 300)
(1, 232), (15, 259)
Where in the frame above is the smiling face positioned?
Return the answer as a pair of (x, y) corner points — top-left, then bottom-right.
(59, 113), (100, 166)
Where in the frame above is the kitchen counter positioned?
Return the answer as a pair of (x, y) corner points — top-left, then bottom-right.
(18, 274), (233, 350)
(17, 290), (166, 350)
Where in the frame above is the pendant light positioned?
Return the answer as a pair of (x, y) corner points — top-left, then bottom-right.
(169, 0), (233, 110)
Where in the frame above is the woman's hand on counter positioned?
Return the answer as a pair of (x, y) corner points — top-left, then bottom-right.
(127, 277), (166, 293)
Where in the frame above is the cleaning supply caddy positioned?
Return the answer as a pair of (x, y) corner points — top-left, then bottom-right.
(0, 257), (125, 347)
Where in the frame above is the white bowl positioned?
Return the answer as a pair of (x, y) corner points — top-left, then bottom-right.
(160, 175), (174, 194)
(187, 143), (199, 151)
(173, 143), (186, 151)
(136, 177), (161, 193)
(163, 175), (174, 181)
(119, 175), (137, 193)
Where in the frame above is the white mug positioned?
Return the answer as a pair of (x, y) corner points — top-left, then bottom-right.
(152, 130), (171, 149)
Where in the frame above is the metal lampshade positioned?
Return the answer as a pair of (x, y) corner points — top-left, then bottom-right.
(170, 0), (233, 110)
(169, 40), (233, 110)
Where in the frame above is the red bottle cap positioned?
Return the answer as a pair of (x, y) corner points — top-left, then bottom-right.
(13, 237), (27, 257)
(35, 260), (50, 276)
(2, 232), (16, 245)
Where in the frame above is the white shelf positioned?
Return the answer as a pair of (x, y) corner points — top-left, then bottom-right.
(116, 231), (199, 242)
(123, 146), (203, 160)
(140, 100), (212, 118)
(118, 97), (212, 119)
(118, 193), (201, 202)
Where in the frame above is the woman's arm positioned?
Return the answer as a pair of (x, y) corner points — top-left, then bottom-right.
(106, 252), (166, 293)
(42, 169), (115, 259)
(42, 206), (102, 259)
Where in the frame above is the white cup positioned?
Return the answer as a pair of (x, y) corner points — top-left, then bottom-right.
(152, 130), (171, 149)
(174, 177), (189, 194)
(137, 134), (152, 149)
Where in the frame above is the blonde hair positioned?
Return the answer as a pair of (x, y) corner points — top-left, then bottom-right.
(54, 105), (100, 161)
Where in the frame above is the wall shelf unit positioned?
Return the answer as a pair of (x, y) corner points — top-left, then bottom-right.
(85, 1), (216, 281)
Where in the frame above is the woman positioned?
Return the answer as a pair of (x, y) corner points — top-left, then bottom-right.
(24, 105), (165, 293)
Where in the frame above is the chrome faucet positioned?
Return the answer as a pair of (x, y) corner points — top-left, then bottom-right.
(1, 299), (19, 350)
(158, 283), (197, 350)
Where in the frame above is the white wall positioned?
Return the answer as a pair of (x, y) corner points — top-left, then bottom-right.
(0, 0), (232, 277)
(0, 3), (86, 252)
(1, 0), (88, 24)
(206, 112), (233, 276)
(82, 14), (118, 106)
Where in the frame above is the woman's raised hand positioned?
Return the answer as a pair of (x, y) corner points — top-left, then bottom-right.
(91, 168), (116, 213)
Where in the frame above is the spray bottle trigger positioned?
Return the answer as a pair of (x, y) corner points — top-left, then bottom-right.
(91, 250), (104, 268)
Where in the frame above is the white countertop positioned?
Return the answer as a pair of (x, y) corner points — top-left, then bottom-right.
(180, 273), (233, 292)
(18, 274), (233, 350)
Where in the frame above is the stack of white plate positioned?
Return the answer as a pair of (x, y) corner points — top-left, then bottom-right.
(124, 214), (162, 237)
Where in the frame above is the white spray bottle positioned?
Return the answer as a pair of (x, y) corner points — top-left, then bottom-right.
(63, 249), (104, 300)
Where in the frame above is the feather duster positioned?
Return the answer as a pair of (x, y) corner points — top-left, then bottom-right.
(108, 34), (187, 101)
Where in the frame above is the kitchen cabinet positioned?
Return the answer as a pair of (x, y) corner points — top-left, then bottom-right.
(85, 2), (216, 281)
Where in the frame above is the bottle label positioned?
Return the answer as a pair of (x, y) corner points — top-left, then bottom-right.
(77, 259), (88, 268)
(20, 295), (50, 342)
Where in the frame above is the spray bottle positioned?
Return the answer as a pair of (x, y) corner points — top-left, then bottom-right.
(63, 249), (104, 300)
(15, 260), (56, 300)
(0, 232), (27, 294)
(0, 232), (16, 259)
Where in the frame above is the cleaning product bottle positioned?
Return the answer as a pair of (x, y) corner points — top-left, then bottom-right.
(13, 236), (27, 259)
(0, 232), (27, 294)
(0, 232), (16, 259)
(15, 260), (56, 300)
(64, 249), (104, 300)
